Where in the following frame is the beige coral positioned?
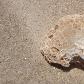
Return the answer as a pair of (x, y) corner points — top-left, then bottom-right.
(40, 14), (84, 67)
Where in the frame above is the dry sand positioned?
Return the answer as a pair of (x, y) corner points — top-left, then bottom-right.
(0, 0), (84, 84)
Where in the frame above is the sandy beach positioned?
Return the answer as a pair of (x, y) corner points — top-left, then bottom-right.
(0, 0), (84, 84)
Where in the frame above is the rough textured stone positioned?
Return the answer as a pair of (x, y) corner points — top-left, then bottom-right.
(41, 14), (84, 67)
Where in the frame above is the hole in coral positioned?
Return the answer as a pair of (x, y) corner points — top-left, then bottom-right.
(48, 34), (53, 39)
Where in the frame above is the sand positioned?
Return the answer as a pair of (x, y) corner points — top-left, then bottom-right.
(0, 0), (84, 84)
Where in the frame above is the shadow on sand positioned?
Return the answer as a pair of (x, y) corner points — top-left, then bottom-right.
(50, 57), (84, 72)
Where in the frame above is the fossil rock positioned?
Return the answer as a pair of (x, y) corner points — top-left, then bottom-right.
(40, 14), (84, 67)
